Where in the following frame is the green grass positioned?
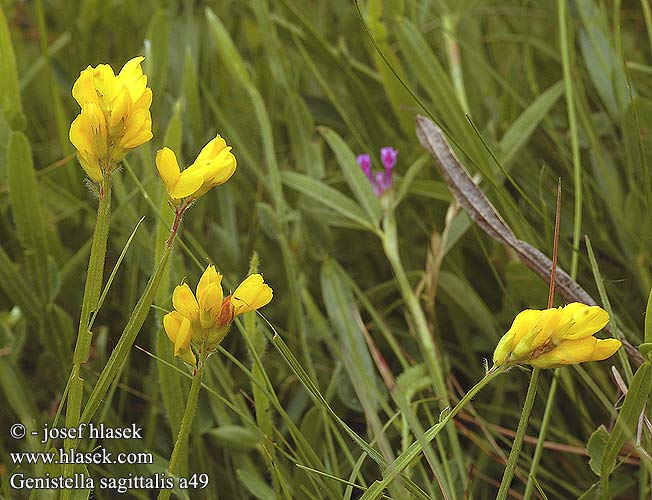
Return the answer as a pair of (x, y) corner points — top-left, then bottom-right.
(1, 1), (651, 499)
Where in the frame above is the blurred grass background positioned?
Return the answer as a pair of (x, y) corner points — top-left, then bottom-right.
(0, 0), (651, 498)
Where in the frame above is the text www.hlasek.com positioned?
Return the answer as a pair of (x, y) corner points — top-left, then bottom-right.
(10, 448), (153, 465)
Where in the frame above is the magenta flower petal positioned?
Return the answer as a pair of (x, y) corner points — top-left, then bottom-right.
(380, 147), (398, 170)
(356, 153), (372, 178)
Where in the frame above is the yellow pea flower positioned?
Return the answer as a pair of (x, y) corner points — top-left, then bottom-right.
(69, 56), (153, 181)
(493, 303), (621, 368)
(162, 265), (272, 364)
(232, 274), (275, 315)
(155, 135), (237, 204)
(163, 312), (196, 366)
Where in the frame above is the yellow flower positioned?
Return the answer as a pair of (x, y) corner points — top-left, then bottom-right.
(232, 274), (275, 315)
(69, 56), (153, 181)
(162, 265), (272, 363)
(155, 135), (237, 204)
(163, 312), (196, 366)
(493, 303), (621, 369)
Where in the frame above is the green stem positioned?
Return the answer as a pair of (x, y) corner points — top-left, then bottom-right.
(80, 246), (172, 424)
(361, 367), (504, 499)
(380, 210), (466, 491)
(642, 0), (652, 65)
(558, 0), (582, 278)
(442, 13), (470, 114)
(62, 175), (111, 500)
(79, 205), (186, 425)
(158, 354), (206, 500)
(70, 176), (112, 389)
(523, 369), (559, 500)
(496, 367), (541, 500)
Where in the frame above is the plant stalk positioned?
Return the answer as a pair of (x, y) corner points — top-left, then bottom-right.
(361, 367), (504, 499)
(62, 175), (112, 500)
(157, 352), (206, 500)
(496, 367), (541, 500)
(381, 210), (467, 490)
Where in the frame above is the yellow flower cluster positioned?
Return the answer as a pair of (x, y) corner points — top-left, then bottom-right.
(70, 57), (264, 365)
(493, 303), (621, 368)
(163, 265), (273, 366)
(69, 57), (153, 181)
(155, 135), (236, 204)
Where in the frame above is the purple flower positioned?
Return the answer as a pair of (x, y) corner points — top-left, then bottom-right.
(356, 146), (399, 197)
(375, 171), (384, 196)
(380, 147), (399, 170)
(356, 154), (372, 180)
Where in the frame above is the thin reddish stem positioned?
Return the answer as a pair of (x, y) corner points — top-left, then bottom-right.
(165, 200), (192, 248)
(547, 178), (562, 309)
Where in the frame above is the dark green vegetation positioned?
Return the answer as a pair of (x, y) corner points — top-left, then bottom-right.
(1, 1), (651, 499)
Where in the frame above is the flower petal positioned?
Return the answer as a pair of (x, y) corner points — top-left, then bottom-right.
(589, 338), (622, 361)
(559, 303), (609, 340)
(232, 274), (273, 316)
(172, 283), (199, 319)
(69, 115), (102, 181)
(205, 148), (237, 186)
(163, 311), (184, 345)
(493, 309), (542, 366)
(529, 337), (597, 368)
(194, 135), (228, 163)
(170, 169), (204, 199)
(71, 66), (98, 106)
(156, 148), (181, 195)
(117, 56), (147, 102)
(174, 316), (192, 355)
(196, 265), (222, 303)
(513, 307), (563, 359)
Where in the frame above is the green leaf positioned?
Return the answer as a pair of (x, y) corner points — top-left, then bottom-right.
(209, 425), (262, 451)
(587, 424), (609, 476)
(205, 7), (253, 88)
(163, 99), (183, 152)
(394, 155), (435, 205)
(206, 6), (285, 217)
(69, 465), (91, 500)
(251, 0), (289, 89)
(600, 362), (652, 479)
(394, 17), (488, 173)
(0, 243), (42, 325)
(319, 127), (381, 226)
(365, 0), (415, 135)
(645, 287), (652, 344)
(439, 271), (496, 336)
(281, 171), (374, 231)
(81, 247), (172, 424)
(394, 364), (429, 404)
(49, 304), (75, 372)
(0, 8), (25, 130)
(499, 81), (563, 167)
(157, 331), (188, 438)
(237, 468), (275, 500)
(575, 0), (630, 117)
(320, 260), (382, 411)
(182, 48), (203, 143)
(639, 343), (652, 360)
(7, 131), (51, 304)
(145, 9), (169, 110)
(0, 354), (41, 451)
(285, 93), (324, 178)
(577, 484), (598, 500)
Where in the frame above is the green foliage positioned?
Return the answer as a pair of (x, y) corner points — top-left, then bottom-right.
(0, 1), (651, 499)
